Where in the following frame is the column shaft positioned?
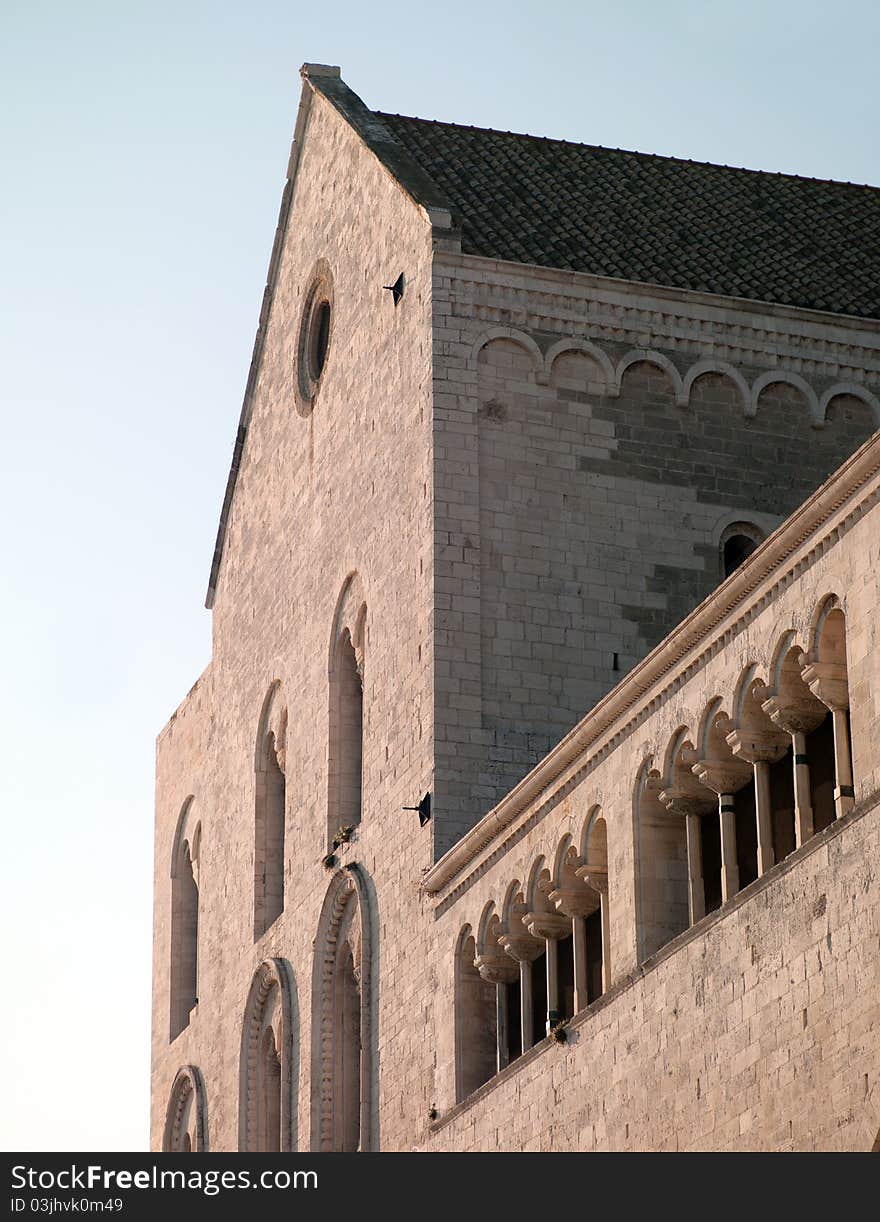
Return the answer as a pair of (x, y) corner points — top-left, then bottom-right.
(754, 760), (775, 876)
(685, 813), (705, 924)
(719, 795), (739, 902)
(792, 731), (814, 847)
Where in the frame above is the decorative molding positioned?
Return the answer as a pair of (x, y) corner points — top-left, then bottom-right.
(163, 1064), (207, 1153)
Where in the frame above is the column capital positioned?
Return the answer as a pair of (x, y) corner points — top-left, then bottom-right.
(692, 755), (752, 796)
(575, 863), (608, 895)
(758, 683), (827, 736)
(474, 948), (519, 986)
(725, 721), (789, 764)
(498, 904), (545, 963)
(524, 909), (572, 941)
(800, 660), (849, 712)
(549, 885), (599, 919)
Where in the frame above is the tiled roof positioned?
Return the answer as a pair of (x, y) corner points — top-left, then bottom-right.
(376, 112), (880, 319)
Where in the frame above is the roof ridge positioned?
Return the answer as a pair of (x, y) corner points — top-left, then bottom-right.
(374, 109), (880, 194)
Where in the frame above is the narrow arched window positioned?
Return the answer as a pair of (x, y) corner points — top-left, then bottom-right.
(721, 523), (763, 579)
(313, 869), (372, 1151)
(802, 604), (854, 826)
(254, 686), (287, 940)
(329, 628), (364, 844)
(239, 958), (295, 1152)
(455, 930), (497, 1101)
(170, 801), (200, 1041)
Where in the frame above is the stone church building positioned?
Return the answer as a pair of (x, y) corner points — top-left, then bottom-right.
(151, 65), (880, 1151)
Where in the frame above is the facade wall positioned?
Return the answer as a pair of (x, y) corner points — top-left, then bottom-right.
(422, 436), (880, 1150)
(151, 87), (440, 1151)
(431, 255), (880, 848)
(151, 86), (880, 1153)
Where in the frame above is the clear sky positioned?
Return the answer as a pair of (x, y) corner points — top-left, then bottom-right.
(1, 0), (877, 1152)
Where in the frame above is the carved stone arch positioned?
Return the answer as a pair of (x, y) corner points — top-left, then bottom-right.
(329, 572), (368, 678)
(614, 349), (687, 405)
(661, 726), (695, 788)
(163, 1065), (207, 1152)
(731, 663), (765, 727)
(500, 879), (523, 932)
(696, 696), (727, 759)
(819, 382), (880, 428)
(476, 900), (499, 958)
(310, 867), (374, 1152)
(806, 593), (845, 662)
(239, 957), (296, 1152)
(171, 796), (200, 882)
(767, 629), (803, 693)
(524, 855), (548, 911)
(577, 804), (604, 865)
(551, 833), (578, 889)
(544, 337), (615, 391)
(254, 680), (288, 773)
(750, 369), (820, 426)
(468, 327), (543, 373)
(683, 359), (750, 412)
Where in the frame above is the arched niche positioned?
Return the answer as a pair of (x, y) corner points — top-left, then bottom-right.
(163, 1065), (207, 1152)
(239, 957), (296, 1152)
(310, 867), (373, 1151)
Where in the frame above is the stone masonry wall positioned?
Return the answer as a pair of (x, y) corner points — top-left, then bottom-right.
(421, 445), (880, 1150)
(151, 87), (440, 1151)
(431, 255), (880, 851)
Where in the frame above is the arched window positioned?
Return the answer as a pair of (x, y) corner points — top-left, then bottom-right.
(311, 868), (373, 1151)
(328, 577), (367, 848)
(239, 958), (295, 1152)
(162, 1065), (207, 1152)
(802, 603), (854, 824)
(254, 685), (287, 940)
(170, 799), (200, 1041)
(455, 928), (497, 1101)
(636, 762), (690, 958)
(720, 522), (764, 578)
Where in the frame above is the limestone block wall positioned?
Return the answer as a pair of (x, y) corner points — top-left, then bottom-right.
(151, 84), (441, 1151)
(431, 254), (880, 848)
(422, 433), (880, 1150)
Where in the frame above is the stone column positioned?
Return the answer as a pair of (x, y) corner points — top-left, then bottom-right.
(474, 947), (518, 1073)
(759, 686), (827, 849)
(658, 775), (715, 925)
(525, 892), (571, 1032)
(691, 751), (752, 903)
(498, 906), (544, 1052)
(801, 659), (854, 819)
(726, 718), (789, 879)
(549, 882), (598, 1014)
(575, 863), (610, 992)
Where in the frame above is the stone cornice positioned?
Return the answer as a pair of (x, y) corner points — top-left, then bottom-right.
(435, 252), (880, 383)
(422, 429), (880, 902)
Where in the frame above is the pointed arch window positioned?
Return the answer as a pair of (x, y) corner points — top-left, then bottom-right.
(254, 685), (288, 940)
(170, 799), (200, 1041)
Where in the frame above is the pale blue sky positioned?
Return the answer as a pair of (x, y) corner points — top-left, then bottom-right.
(1, 1), (877, 1151)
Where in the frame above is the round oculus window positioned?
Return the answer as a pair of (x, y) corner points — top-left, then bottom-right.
(296, 266), (334, 411)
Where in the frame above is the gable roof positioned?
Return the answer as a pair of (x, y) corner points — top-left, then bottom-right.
(205, 65), (880, 608)
(376, 112), (880, 320)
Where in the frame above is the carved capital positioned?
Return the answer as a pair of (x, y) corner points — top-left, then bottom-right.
(658, 783), (716, 818)
(474, 949), (519, 986)
(692, 756), (752, 796)
(575, 863), (608, 895)
(800, 660), (849, 712)
(524, 909), (572, 941)
(759, 688), (827, 736)
(725, 722), (789, 764)
(549, 886), (598, 919)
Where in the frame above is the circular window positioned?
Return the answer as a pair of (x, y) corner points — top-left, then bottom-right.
(296, 263), (334, 412)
